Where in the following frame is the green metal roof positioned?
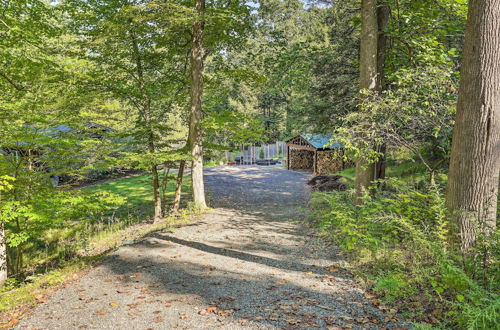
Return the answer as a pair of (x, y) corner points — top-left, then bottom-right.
(300, 134), (343, 149)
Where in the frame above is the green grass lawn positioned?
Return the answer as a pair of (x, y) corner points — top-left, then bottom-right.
(332, 160), (433, 189)
(1, 173), (194, 320)
(82, 172), (192, 217)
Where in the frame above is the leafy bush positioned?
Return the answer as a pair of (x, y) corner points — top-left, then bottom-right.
(1, 186), (125, 280)
(310, 180), (499, 329)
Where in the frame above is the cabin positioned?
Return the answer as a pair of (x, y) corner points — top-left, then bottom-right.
(285, 134), (352, 175)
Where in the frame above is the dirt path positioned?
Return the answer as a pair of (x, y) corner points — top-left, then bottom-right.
(16, 166), (408, 330)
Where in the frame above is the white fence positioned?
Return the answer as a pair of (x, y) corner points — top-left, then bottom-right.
(226, 141), (287, 164)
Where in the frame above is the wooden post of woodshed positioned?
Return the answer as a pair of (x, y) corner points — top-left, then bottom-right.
(287, 146), (290, 170)
(314, 150), (318, 175)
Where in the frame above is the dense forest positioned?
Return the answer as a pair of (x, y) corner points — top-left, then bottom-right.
(0, 0), (498, 328)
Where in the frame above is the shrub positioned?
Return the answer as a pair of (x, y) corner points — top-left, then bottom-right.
(310, 179), (499, 329)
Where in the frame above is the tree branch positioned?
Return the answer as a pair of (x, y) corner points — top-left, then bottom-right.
(0, 71), (25, 91)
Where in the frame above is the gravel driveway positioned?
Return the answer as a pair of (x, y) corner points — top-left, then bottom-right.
(16, 166), (408, 330)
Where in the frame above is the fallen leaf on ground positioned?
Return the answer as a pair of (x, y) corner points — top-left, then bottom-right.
(327, 266), (339, 272)
(199, 306), (217, 315)
(95, 310), (108, 315)
(116, 289), (130, 294)
(217, 309), (233, 317)
(355, 317), (370, 323)
(109, 302), (119, 307)
(103, 279), (113, 283)
(153, 316), (164, 323)
(179, 314), (189, 319)
(219, 296), (236, 302)
(0, 317), (18, 329)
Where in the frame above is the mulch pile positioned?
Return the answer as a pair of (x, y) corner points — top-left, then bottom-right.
(307, 175), (347, 192)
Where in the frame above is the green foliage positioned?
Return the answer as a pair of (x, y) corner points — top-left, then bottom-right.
(374, 275), (414, 302)
(336, 66), (458, 172)
(310, 176), (499, 329)
(259, 148), (265, 159)
(82, 173), (192, 216)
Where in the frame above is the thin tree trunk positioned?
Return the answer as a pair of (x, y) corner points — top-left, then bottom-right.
(151, 164), (162, 222)
(375, 143), (386, 184)
(160, 165), (171, 214)
(130, 27), (163, 221)
(375, 3), (389, 182)
(147, 130), (162, 222)
(0, 221), (7, 288)
(187, 0), (207, 210)
(355, 0), (380, 204)
(172, 160), (185, 214)
(446, 0), (500, 250)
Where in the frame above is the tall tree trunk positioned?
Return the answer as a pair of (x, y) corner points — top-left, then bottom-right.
(187, 0), (207, 210)
(0, 221), (7, 288)
(355, 0), (380, 204)
(172, 160), (185, 214)
(374, 3), (390, 182)
(446, 0), (500, 250)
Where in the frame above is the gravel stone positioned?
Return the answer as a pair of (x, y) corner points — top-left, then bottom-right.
(16, 166), (410, 330)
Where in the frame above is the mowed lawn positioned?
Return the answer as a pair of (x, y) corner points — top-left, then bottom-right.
(82, 172), (192, 217)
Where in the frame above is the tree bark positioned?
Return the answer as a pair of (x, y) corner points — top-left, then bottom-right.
(172, 160), (185, 214)
(355, 0), (380, 204)
(0, 221), (7, 288)
(374, 3), (389, 182)
(187, 0), (207, 210)
(151, 163), (162, 222)
(147, 129), (162, 222)
(446, 0), (500, 250)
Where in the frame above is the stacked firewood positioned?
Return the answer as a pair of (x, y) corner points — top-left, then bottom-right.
(289, 150), (314, 169)
(317, 150), (351, 174)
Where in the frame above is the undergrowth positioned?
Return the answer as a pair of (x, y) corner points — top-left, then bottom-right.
(310, 178), (499, 329)
(0, 209), (195, 325)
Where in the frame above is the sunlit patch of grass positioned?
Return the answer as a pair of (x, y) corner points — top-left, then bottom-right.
(334, 161), (429, 185)
(82, 173), (192, 216)
(335, 167), (356, 180)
